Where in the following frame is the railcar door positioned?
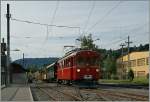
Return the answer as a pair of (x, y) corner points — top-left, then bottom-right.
(70, 57), (73, 80)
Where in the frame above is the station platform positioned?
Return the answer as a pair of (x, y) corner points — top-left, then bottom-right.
(1, 84), (33, 101)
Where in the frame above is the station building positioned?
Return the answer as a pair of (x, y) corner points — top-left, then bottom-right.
(117, 51), (149, 79)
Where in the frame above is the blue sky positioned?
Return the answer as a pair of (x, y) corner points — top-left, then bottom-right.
(1, 1), (149, 61)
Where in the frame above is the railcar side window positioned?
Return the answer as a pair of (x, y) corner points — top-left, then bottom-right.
(69, 62), (71, 67)
(62, 61), (64, 68)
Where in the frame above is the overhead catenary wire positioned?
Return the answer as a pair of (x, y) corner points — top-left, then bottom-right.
(48, 0), (60, 38)
(85, 1), (123, 33)
(97, 22), (148, 49)
(103, 37), (128, 47)
(82, 1), (95, 35)
(46, 25), (49, 40)
(10, 17), (81, 57)
(11, 18), (80, 29)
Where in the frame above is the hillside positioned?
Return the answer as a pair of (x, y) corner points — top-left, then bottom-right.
(13, 57), (59, 69)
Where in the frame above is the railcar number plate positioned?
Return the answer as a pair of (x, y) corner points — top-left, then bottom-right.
(84, 75), (92, 79)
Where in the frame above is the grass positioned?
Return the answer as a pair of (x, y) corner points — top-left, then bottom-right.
(99, 77), (149, 85)
(132, 77), (149, 85)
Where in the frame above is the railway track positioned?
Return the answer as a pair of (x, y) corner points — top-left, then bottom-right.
(33, 84), (83, 101)
(48, 87), (83, 101)
(82, 89), (148, 101)
(101, 89), (148, 101)
(31, 84), (57, 101)
(30, 83), (149, 101)
(98, 83), (149, 89)
(51, 84), (111, 101)
(38, 87), (57, 101)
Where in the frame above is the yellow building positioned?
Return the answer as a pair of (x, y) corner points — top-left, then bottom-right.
(117, 51), (149, 79)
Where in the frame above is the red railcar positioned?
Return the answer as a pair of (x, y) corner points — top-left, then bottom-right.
(56, 50), (101, 84)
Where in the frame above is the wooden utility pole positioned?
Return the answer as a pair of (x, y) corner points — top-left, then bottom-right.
(23, 53), (25, 68)
(6, 4), (11, 85)
(125, 36), (132, 72)
(120, 43), (126, 62)
(120, 43), (126, 79)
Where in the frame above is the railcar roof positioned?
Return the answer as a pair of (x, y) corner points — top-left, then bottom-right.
(58, 50), (98, 63)
(46, 62), (55, 69)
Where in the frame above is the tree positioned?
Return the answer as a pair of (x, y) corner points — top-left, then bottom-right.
(27, 65), (38, 73)
(138, 44), (144, 51)
(146, 73), (149, 79)
(103, 54), (117, 79)
(128, 69), (134, 81)
(78, 34), (97, 50)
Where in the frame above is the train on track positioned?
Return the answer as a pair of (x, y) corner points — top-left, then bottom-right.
(34, 49), (101, 86)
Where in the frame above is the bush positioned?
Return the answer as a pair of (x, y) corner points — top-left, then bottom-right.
(111, 74), (118, 80)
(128, 69), (134, 81)
(122, 75), (127, 80)
(146, 73), (149, 79)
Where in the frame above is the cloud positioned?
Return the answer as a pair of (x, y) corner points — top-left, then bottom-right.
(1, 1), (149, 60)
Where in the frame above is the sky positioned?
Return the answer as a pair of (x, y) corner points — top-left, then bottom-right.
(1, 1), (149, 61)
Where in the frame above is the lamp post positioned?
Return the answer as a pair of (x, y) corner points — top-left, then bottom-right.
(11, 49), (20, 52)
(93, 38), (100, 42)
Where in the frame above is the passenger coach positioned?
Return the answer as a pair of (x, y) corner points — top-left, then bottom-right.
(56, 50), (101, 84)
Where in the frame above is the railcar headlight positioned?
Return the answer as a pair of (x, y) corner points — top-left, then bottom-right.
(96, 69), (99, 72)
(77, 69), (80, 72)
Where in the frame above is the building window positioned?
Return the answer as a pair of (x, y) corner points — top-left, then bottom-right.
(137, 58), (145, 66)
(133, 71), (136, 77)
(123, 61), (128, 68)
(137, 71), (145, 77)
(130, 60), (136, 67)
(146, 57), (149, 65)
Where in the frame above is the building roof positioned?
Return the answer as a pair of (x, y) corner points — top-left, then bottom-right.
(117, 51), (149, 61)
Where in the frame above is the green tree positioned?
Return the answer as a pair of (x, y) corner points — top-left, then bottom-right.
(128, 69), (134, 81)
(78, 34), (98, 50)
(27, 65), (38, 73)
(146, 73), (149, 79)
(103, 54), (117, 79)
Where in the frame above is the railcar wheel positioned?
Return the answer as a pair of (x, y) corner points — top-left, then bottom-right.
(67, 80), (72, 86)
(62, 80), (68, 85)
(57, 79), (62, 84)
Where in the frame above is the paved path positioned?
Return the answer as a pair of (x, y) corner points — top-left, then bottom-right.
(1, 84), (33, 101)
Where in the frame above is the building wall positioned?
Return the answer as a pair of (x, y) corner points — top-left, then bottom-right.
(1, 54), (7, 86)
(12, 73), (27, 84)
(117, 51), (149, 78)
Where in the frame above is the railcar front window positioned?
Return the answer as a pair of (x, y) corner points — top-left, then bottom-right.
(77, 57), (85, 66)
(90, 58), (99, 66)
(77, 57), (99, 67)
